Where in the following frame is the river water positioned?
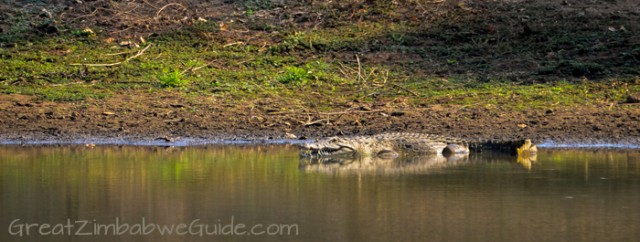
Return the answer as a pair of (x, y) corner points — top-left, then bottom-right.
(1, 145), (639, 242)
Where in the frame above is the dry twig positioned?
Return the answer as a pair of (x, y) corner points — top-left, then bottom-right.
(103, 49), (139, 56)
(268, 109), (386, 116)
(180, 60), (222, 75)
(71, 43), (153, 67)
(156, 3), (186, 17)
(223, 42), (244, 48)
(356, 54), (364, 83)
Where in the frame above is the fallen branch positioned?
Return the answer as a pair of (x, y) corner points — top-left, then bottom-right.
(303, 118), (329, 127)
(71, 44), (152, 67)
(47, 81), (87, 87)
(268, 109), (387, 116)
(103, 49), (139, 56)
(317, 109), (386, 115)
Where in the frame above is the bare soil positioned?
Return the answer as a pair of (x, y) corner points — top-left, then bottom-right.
(1, 92), (639, 144)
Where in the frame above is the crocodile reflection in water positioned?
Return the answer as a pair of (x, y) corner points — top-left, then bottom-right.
(300, 152), (538, 174)
(300, 153), (471, 175)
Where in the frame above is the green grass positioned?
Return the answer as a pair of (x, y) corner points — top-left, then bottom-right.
(403, 79), (639, 110)
(0, 4), (638, 109)
(278, 66), (311, 85)
(1, 85), (111, 101)
(159, 70), (189, 88)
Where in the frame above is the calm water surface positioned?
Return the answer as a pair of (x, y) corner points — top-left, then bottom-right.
(1, 145), (639, 242)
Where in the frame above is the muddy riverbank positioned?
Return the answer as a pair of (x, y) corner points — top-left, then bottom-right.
(1, 92), (638, 145)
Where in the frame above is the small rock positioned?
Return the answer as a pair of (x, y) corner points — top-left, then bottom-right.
(119, 41), (139, 48)
(517, 123), (527, 128)
(82, 28), (95, 36)
(251, 116), (265, 122)
(156, 136), (178, 142)
(285, 133), (297, 139)
(102, 111), (115, 116)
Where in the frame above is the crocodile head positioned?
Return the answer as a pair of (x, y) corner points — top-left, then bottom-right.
(299, 137), (359, 158)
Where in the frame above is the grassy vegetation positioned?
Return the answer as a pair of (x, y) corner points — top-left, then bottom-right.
(0, 0), (638, 108)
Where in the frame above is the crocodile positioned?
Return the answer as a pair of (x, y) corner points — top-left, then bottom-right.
(299, 132), (537, 159)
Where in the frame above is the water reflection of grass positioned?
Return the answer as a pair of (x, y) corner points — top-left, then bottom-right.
(537, 150), (640, 179)
(0, 145), (304, 190)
